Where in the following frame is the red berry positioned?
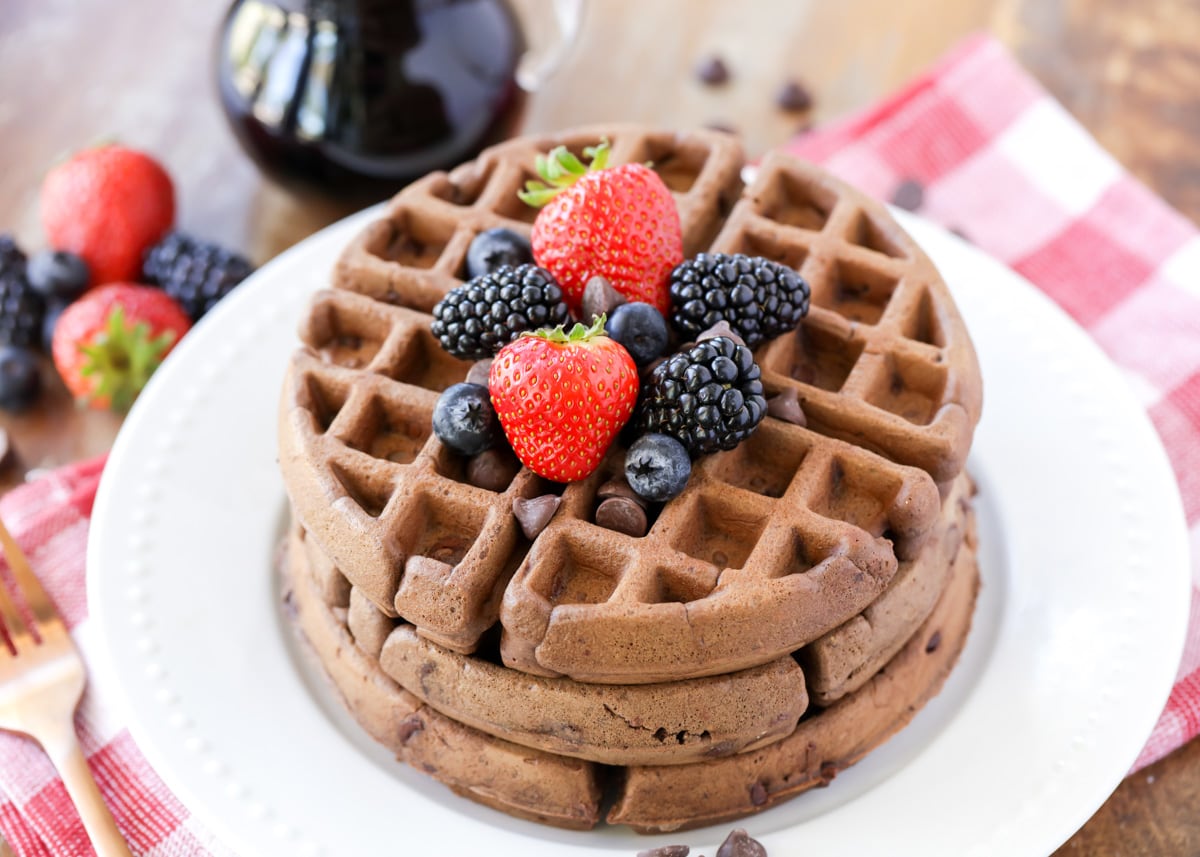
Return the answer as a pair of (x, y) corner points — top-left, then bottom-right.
(40, 145), (175, 286)
(51, 283), (191, 411)
(488, 317), (639, 482)
(520, 141), (682, 316)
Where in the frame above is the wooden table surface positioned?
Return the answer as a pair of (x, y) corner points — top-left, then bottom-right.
(2, 0), (1198, 853)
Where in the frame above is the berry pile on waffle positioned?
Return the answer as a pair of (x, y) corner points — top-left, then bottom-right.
(278, 125), (983, 833)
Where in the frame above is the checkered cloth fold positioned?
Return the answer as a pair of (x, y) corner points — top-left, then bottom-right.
(1, 32), (1196, 855)
(784, 33), (1200, 771)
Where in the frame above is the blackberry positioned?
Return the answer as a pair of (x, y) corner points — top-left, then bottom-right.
(0, 236), (44, 350)
(638, 335), (766, 456)
(142, 231), (255, 322)
(431, 264), (570, 360)
(0, 235), (26, 278)
(0, 345), (41, 412)
(668, 253), (810, 348)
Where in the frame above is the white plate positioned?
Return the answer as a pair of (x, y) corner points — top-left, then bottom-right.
(87, 209), (1190, 857)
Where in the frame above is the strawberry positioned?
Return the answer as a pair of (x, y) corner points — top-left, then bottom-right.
(51, 283), (191, 411)
(40, 145), (175, 286)
(519, 140), (682, 316)
(489, 316), (639, 482)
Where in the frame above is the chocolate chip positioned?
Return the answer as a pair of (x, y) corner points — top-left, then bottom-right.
(716, 829), (767, 857)
(925, 630), (942, 653)
(818, 761), (838, 785)
(695, 54), (730, 86)
(638, 847), (690, 857)
(704, 121), (738, 136)
(598, 476), (644, 505)
(513, 495), (562, 540)
(775, 79), (813, 112)
(696, 320), (746, 347)
(465, 358), (493, 386)
(749, 781), (768, 806)
(281, 588), (298, 621)
(466, 447), (521, 492)
(581, 275), (626, 323)
(766, 388), (805, 426)
(890, 178), (925, 212)
(396, 714), (425, 744)
(594, 496), (648, 537)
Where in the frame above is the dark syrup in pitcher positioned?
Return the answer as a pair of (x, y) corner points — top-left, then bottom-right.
(216, 0), (526, 197)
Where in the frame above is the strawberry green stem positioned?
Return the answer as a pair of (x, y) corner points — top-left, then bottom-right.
(526, 314), (608, 344)
(517, 139), (611, 208)
(78, 305), (177, 411)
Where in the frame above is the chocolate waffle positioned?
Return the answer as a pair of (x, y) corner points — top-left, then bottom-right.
(281, 503), (978, 831)
(277, 124), (984, 830)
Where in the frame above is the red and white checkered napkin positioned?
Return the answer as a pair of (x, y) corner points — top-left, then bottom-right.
(0, 458), (231, 857)
(3, 33), (1199, 856)
(784, 33), (1200, 771)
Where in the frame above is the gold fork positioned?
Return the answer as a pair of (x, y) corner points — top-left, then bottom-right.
(0, 517), (133, 857)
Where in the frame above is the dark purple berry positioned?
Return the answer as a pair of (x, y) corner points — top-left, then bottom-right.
(625, 434), (691, 502)
(433, 383), (502, 455)
(0, 345), (41, 412)
(0, 250), (44, 350)
(604, 302), (668, 366)
(669, 253), (809, 348)
(142, 231), (255, 321)
(432, 265), (569, 360)
(465, 228), (533, 279)
(639, 336), (766, 456)
(41, 302), (67, 353)
(27, 250), (89, 302)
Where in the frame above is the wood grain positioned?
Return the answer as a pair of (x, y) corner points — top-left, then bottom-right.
(1, 0), (1198, 852)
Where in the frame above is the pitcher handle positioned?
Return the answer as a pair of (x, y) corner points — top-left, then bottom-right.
(513, 0), (585, 92)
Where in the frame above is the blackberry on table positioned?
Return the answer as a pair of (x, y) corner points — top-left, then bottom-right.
(142, 231), (255, 322)
(0, 235), (27, 278)
(431, 264), (570, 360)
(638, 335), (766, 457)
(0, 237), (44, 350)
(668, 253), (810, 348)
(0, 345), (41, 412)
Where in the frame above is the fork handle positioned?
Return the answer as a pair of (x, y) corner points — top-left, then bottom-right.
(47, 728), (136, 857)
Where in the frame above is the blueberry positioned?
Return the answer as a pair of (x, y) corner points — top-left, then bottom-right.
(0, 345), (41, 412)
(433, 383), (502, 455)
(41, 301), (66, 353)
(604, 302), (669, 366)
(27, 250), (89, 302)
(465, 228), (533, 279)
(624, 433), (691, 502)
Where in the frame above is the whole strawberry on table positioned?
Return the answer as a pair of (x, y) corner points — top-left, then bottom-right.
(427, 137), (812, 525)
(0, 143), (256, 414)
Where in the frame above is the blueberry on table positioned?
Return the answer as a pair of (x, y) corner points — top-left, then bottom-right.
(433, 382), (502, 455)
(40, 302), (66, 354)
(27, 250), (89, 303)
(604, 302), (669, 366)
(0, 345), (42, 412)
(465, 228), (533, 279)
(625, 433), (692, 502)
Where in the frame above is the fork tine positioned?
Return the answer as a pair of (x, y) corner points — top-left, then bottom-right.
(0, 516), (64, 642)
(0, 563), (33, 655)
